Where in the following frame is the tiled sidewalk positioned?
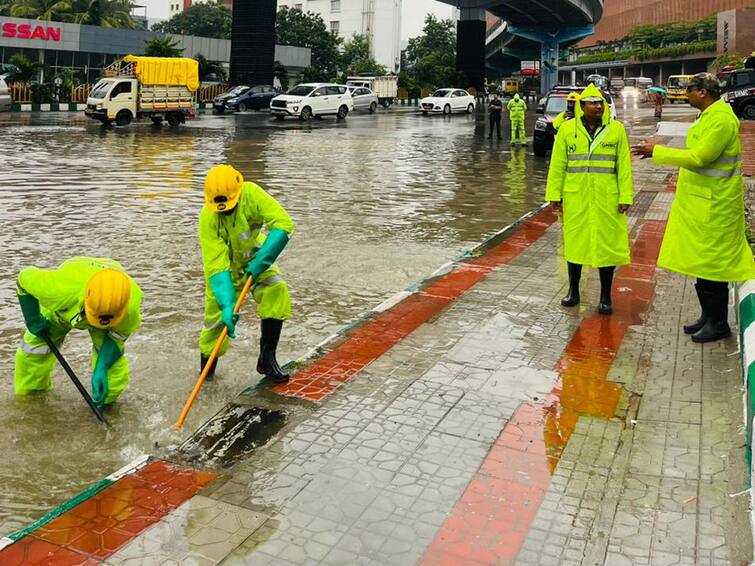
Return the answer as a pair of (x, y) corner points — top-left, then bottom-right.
(1, 129), (753, 565)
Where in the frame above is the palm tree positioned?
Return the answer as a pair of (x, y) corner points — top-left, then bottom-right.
(0, 0), (12, 15)
(144, 36), (184, 57)
(7, 53), (42, 84)
(10, 0), (72, 21)
(69, 0), (136, 28)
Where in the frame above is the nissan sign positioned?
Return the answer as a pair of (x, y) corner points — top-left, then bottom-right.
(2, 22), (62, 41)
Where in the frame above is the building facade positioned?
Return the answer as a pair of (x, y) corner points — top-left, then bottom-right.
(275, 0), (402, 72)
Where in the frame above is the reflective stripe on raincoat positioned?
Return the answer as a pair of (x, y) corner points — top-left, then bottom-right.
(545, 84), (634, 268)
(653, 98), (755, 282)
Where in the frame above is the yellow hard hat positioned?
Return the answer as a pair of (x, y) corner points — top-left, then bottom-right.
(204, 165), (243, 212)
(85, 269), (131, 329)
(567, 92), (579, 101)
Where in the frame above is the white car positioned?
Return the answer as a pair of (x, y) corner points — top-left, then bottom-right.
(347, 86), (379, 112)
(0, 77), (11, 112)
(420, 88), (475, 115)
(270, 83), (354, 121)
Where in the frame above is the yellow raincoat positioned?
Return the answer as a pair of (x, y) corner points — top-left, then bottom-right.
(545, 84), (633, 267)
(653, 99), (755, 282)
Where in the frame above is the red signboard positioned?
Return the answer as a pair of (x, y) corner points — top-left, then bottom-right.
(2, 22), (62, 41)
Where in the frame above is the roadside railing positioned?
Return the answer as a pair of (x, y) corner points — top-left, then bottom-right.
(9, 83), (31, 104)
(198, 83), (227, 103)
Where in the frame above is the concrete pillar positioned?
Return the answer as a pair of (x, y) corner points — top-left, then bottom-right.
(456, 8), (486, 93)
(659, 64), (663, 87)
(230, 0), (276, 86)
(571, 68), (576, 85)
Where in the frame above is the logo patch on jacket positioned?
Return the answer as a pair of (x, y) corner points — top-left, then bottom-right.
(601, 142), (617, 149)
(568, 143), (577, 153)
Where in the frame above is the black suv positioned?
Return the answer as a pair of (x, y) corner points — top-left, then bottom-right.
(722, 68), (755, 120)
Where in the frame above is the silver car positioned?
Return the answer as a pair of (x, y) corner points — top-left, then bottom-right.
(348, 86), (379, 113)
(0, 77), (11, 112)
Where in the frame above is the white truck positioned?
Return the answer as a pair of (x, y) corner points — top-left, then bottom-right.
(85, 56), (199, 127)
(346, 75), (398, 108)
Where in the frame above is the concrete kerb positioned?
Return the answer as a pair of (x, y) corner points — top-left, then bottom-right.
(9, 102), (212, 112)
(736, 280), (755, 533)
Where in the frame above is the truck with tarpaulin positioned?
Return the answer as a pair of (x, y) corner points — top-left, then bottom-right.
(85, 55), (199, 127)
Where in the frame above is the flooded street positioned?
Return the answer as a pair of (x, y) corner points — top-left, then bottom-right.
(0, 102), (665, 534)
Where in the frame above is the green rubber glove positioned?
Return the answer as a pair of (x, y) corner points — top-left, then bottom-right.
(92, 335), (121, 408)
(18, 293), (50, 337)
(209, 271), (238, 338)
(245, 229), (290, 281)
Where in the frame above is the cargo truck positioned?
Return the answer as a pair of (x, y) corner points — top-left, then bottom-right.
(85, 55), (199, 127)
(346, 75), (398, 107)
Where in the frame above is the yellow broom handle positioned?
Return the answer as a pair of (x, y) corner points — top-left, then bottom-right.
(174, 275), (254, 429)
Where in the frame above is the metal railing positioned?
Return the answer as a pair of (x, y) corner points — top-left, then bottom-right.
(10, 81), (227, 105)
(198, 83), (227, 103)
(9, 83), (31, 103)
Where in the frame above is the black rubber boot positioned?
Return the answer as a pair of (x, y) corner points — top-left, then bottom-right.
(691, 282), (731, 343)
(200, 354), (217, 380)
(561, 262), (582, 307)
(683, 282), (707, 334)
(257, 318), (290, 383)
(598, 266), (615, 315)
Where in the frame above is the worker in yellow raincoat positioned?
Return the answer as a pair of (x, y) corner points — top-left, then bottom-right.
(552, 92), (579, 131)
(14, 257), (142, 408)
(545, 83), (633, 314)
(633, 73), (755, 342)
(199, 164), (295, 383)
(506, 93), (527, 145)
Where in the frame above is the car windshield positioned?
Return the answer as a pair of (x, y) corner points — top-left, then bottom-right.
(287, 85), (316, 96)
(545, 96), (569, 115)
(229, 86), (249, 95)
(432, 90), (452, 97)
(90, 80), (114, 98)
(668, 77), (690, 88)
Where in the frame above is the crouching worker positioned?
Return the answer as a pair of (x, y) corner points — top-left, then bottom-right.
(15, 257), (142, 408)
(199, 164), (295, 383)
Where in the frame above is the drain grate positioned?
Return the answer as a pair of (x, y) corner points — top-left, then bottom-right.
(175, 404), (286, 469)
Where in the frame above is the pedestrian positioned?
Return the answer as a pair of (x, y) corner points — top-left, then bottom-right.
(507, 93), (527, 145)
(545, 83), (634, 314)
(632, 72), (754, 342)
(488, 92), (503, 140)
(552, 92), (579, 131)
(14, 257), (142, 408)
(199, 164), (294, 382)
(653, 90), (665, 119)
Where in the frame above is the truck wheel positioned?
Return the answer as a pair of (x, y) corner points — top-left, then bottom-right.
(151, 116), (163, 125)
(369, 101), (377, 113)
(443, 104), (451, 115)
(115, 111), (132, 127)
(337, 105), (349, 119)
(742, 104), (755, 120)
(381, 99), (391, 108)
(238, 102), (247, 112)
(533, 140), (547, 157)
(300, 107), (312, 121)
(166, 113), (181, 127)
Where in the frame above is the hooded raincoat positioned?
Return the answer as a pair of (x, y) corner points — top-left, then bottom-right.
(545, 84), (634, 268)
(652, 99), (754, 282)
(198, 181), (295, 357)
(507, 94), (527, 143)
(14, 257), (142, 403)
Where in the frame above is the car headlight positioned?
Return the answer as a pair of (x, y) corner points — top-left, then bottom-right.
(226, 98), (238, 104)
(96, 103), (103, 110)
(535, 119), (547, 131)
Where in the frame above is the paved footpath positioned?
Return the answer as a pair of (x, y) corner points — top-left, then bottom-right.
(1, 120), (754, 565)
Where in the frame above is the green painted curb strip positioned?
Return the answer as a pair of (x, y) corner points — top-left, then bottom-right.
(8, 478), (112, 541)
(11, 104), (20, 112)
(741, 294), (755, 333)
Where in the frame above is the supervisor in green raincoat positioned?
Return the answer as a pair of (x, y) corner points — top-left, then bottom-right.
(633, 72), (755, 343)
(507, 93), (527, 145)
(199, 164), (295, 383)
(545, 83), (633, 315)
(14, 257), (142, 407)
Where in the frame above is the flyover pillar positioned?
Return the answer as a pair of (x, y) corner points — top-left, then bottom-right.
(230, 0), (276, 86)
(456, 8), (486, 93)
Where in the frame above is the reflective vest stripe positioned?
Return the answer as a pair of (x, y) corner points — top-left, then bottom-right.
(20, 341), (51, 355)
(108, 330), (128, 342)
(715, 154), (741, 165)
(686, 166), (741, 178)
(568, 154), (615, 162)
(565, 166), (617, 174)
(253, 274), (284, 290)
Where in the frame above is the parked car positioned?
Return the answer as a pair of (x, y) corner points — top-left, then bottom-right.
(722, 67), (755, 120)
(213, 85), (250, 114)
(533, 87), (617, 157)
(420, 89), (475, 115)
(270, 83), (353, 121)
(226, 85), (280, 113)
(347, 86), (379, 112)
(0, 77), (11, 112)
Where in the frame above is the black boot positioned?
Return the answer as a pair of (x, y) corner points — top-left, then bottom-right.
(200, 354), (217, 380)
(683, 282), (707, 334)
(257, 318), (290, 383)
(691, 282), (731, 343)
(598, 266), (615, 315)
(561, 262), (582, 307)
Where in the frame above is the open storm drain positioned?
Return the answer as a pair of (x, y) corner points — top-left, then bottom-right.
(175, 404), (286, 469)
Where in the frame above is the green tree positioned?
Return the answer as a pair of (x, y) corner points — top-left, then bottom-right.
(340, 34), (387, 76)
(711, 53), (746, 72)
(152, 2), (230, 38)
(69, 0), (136, 28)
(0, 0), (12, 15)
(403, 15), (456, 90)
(144, 36), (184, 57)
(194, 52), (226, 81)
(276, 6), (341, 81)
(7, 53), (42, 83)
(10, 0), (72, 21)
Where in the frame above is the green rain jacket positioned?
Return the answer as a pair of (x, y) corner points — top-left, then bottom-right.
(199, 182), (295, 288)
(545, 84), (634, 268)
(17, 257), (143, 347)
(553, 111), (571, 131)
(653, 99), (755, 282)
(507, 95), (527, 121)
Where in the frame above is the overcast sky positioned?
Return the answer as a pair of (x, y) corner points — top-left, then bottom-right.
(402, 1), (456, 40)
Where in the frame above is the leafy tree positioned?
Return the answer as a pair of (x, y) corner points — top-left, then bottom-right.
(144, 36), (184, 57)
(0, 0), (12, 15)
(7, 53), (42, 83)
(70, 0), (136, 28)
(712, 53), (746, 72)
(152, 2), (230, 38)
(340, 34), (387, 76)
(403, 15), (456, 90)
(195, 52), (226, 81)
(10, 0), (73, 21)
(276, 6), (341, 81)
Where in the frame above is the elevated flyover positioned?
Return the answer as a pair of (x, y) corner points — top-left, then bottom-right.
(436, 0), (603, 92)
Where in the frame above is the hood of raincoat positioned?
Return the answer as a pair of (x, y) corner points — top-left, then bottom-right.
(575, 83), (610, 126)
(514, 93), (520, 101)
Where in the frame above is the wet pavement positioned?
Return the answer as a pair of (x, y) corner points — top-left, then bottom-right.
(2, 102), (753, 565)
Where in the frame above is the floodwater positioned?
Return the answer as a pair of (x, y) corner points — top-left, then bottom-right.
(0, 106), (553, 533)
